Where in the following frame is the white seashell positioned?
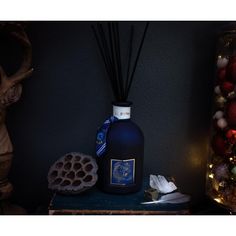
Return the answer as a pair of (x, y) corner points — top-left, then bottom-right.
(150, 174), (177, 194)
(214, 86), (221, 95)
(217, 56), (229, 68)
(217, 118), (228, 129)
(213, 110), (224, 119)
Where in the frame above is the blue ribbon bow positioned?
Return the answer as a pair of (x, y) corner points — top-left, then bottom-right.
(96, 116), (118, 157)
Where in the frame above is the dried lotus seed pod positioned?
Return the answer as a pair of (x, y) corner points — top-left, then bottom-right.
(48, 152), (98, 194)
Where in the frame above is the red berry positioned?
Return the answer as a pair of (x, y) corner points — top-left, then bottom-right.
(217, 68), (226, 82)
(226, 129), (236, 144)
(227, 57), (236, 82)
(226, 100), (236, 127)
(220, 81), (234, 95)
(212, 134), (228, 156)
(226, 129), (233, 139)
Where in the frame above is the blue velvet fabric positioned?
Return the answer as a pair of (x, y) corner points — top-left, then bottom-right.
(50, 178), (190, 213)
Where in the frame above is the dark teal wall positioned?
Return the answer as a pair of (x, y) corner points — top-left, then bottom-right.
(3, 21), (226, 212)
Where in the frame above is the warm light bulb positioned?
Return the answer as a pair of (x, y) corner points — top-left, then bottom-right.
(214, 198), (222, 204)
(209, 173), (214, 179)
(209, 164), (213, 169)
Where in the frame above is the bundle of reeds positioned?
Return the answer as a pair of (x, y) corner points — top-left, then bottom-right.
(92, 22), (149, 102)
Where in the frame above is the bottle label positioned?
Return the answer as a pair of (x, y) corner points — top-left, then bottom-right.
(110, 159), (135, 185)
(113, 105), (131, 119)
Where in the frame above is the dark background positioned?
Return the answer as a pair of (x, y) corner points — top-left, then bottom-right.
(0, 21), (228, 213)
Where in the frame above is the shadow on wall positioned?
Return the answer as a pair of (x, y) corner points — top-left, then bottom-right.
(1, 21), (226, 213)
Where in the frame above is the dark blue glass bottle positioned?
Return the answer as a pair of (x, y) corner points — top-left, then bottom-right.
(97, 102), (144, 194)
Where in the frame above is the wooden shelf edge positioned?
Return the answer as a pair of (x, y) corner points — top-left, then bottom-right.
(49, 209), (190, 215)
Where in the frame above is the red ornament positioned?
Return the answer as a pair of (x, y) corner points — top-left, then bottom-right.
(217, 68), (226, 82)
(220, 81), (234, 95)
(227, 57), (236, 82)
(226, 100), (236, 127)
(226, 129), (236, 144)
(212, 134), (229, 156)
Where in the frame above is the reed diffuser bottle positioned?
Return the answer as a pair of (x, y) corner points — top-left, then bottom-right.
(93, 22), (148, 194)
(97, 102), (144, 193)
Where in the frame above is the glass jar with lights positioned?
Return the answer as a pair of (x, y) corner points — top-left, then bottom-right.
(206, 25), (236, 212)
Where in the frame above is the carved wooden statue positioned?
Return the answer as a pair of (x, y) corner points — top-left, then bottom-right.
(0, 23), (33, 214)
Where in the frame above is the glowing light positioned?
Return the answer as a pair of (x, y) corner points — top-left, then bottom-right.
(187, 143), (205, 168)
(214, 198), (222, 204)
(219, 181), (225, 187)
(209, 164), (213, 169)
(230, 157), (233, 161)
(209, 173), (214, 179)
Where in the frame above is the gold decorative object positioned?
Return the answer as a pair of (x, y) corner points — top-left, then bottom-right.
(144, 188), (159, 201)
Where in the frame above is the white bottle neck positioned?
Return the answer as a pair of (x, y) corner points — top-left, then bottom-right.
(113, 105), (131, 119)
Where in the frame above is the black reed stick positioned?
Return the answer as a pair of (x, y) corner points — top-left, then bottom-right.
(92, 22), (149, 102)
(111, 22), (122, 100)
(98, 23), (113, 73)
(125, 25), (134, 98)
(97, 23), (113, 77)
(97, 23), (119, 99)
(125, 22), (149, 99)
(114, 23), (124, 100)
(108, 22), (118, 96)
(91, 25), (110, 78)
(91, 25), (118, 100)
(110, 23), (122, 101)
